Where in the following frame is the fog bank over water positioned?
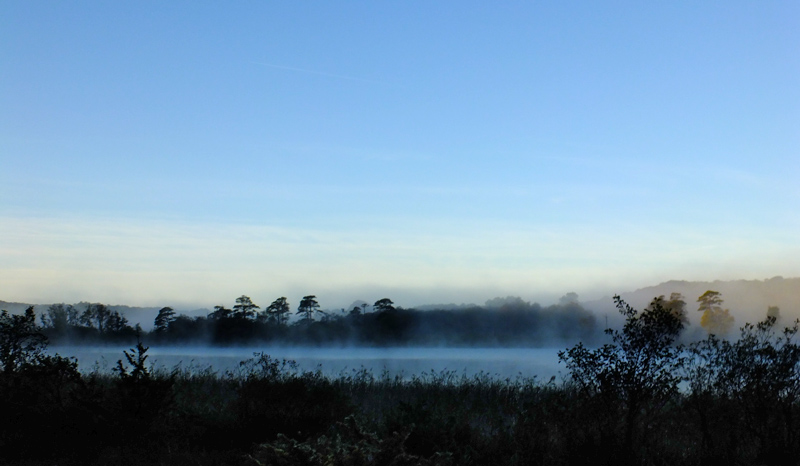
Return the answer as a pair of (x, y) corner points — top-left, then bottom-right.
(49, 346), (565, 381)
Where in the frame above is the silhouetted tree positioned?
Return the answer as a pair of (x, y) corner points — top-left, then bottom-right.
(0, 307), (47, 373)
(153, 306), (176, 333)
(115, 340), (153, 381)
(373, 298), (396, 313)
(40, 303), (80, 335)
(165, 314), (208, 341)
(0, 307), (88, 463)
(647, 293), (688, 325)
(266, 297), (291, 325)
(697, 290), (734, 335)
(80, 303), (109, 332)
(560, 296), (685, 460)
(208, 301), (260, 342)
(297, 295), (321, 323)
(208, 305), (233, 320)
(233, 295), (260, 320)
(686, 315), (800, 463)
(107, 311), (131, 334)
(79, 303), (129, 335)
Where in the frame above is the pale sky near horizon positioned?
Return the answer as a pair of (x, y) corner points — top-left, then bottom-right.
(1, 2), (798, 310)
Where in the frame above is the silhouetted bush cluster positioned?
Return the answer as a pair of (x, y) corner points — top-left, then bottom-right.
(39, 302), (142, 343)
(2, 298), (799, 465)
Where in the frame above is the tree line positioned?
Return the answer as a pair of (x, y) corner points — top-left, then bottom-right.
(38, 295), (599, 346)
(36, 289), (761, 346)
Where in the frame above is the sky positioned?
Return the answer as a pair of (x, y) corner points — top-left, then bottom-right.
(1, 1), (798, 310)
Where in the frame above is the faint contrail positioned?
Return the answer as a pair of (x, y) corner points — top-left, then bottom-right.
(250, 61), (375, 83)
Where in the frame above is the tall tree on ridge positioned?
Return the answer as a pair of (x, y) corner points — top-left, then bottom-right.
(40, 303), (80, 334)
(233, 295), (259, 320)
(266, 297), (291, 325)
(153, 307), (176, 333)
(297, 295), (321, 323)
(373, 298), (396, 313)
(697, 290), (734, 335)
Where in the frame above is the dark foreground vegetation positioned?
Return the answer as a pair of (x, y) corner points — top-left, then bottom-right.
(2, 296), (800, 466)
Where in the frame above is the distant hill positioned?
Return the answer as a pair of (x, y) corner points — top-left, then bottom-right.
(583, 276), (800, 330)
(0, 300), (36, 314)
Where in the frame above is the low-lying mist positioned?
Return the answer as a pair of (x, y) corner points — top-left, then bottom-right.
(48, 345), (566, 380)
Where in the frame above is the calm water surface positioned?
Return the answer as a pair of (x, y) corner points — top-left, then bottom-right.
(49, 346), (567, 380)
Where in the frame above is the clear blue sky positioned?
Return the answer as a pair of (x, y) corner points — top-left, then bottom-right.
(1, 1), (798, 309)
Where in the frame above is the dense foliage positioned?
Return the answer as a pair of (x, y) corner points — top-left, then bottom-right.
(2, 296), (799, 465)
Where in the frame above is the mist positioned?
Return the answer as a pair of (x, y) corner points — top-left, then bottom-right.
(48, 345), (565, 381)
(586, 276), (800, 332)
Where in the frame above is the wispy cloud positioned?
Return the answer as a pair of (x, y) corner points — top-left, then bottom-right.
(251, 61), (376, 83)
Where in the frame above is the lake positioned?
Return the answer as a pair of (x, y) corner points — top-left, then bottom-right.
(48, 345), (568, 380)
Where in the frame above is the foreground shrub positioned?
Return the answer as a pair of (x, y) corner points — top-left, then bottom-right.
(558, 295), (686, 463)
(686, 316), (800, 465)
